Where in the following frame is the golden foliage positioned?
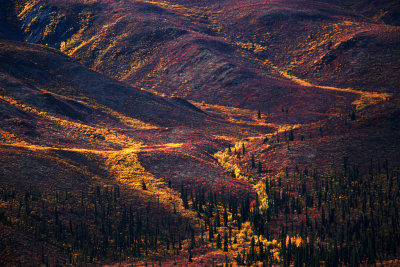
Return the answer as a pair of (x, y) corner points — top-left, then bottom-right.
(254, 180), (268, 213)
(236, 222), (281, 262)
(103, 146), (199, 221)
(235, 41), (268, 53)
(214, 144), (248, 181)
(0, 95), (138, 148)
(105, 148), (163, 190)
(264, 59), (392, 111)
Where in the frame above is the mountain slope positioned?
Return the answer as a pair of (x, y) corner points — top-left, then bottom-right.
(323, 0), (400, 26)
(213, 0), (400, 93)
(0, 40), (215, 129)
(1, 0), (400, 266)
(8, 0), (399, 98)
(7, 0), (396, 121)
(0, 39), (257, 265)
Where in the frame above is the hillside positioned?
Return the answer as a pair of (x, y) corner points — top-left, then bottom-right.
(324, 0), (400, 26)
(1, 0), (400, 266)
(0, 39), (258, 265)
(6, 0), (399, 97)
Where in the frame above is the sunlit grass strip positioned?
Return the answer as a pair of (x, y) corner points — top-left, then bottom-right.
(0, 95), (138, 148)
(104, 147), (201, 221)
(0, 129), (31, 147)
(264, 60), (392, 109)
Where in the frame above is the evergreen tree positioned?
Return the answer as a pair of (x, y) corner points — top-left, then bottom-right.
(142, 180), (147, 190)
(263, 136), (269, 144)
(258, 238), (264, 261)
(224, 232), (228, 252)
(217, 234), (222, 249)
(350, 110), (356, 121)
(289, 130), (294, 141)
(236, 252), (242, 265)
(188, 247), (193, 262)
(224, 207), (228, 227)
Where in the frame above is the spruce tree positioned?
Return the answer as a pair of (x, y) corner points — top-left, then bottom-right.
(142, 180), (147, 190)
